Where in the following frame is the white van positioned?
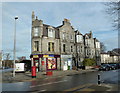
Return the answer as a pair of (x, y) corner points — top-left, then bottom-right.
(15, 63), (25, 72)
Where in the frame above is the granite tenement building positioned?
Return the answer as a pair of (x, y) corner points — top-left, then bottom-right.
(30, 11), (101, 71)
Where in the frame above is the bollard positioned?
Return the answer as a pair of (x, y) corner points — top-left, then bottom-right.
(98, 74), (101, 85)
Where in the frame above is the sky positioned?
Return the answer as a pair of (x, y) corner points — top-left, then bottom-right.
(1, 1), (118, 59)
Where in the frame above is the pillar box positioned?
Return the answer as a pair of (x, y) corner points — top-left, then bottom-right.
(32, 66), (36, 78)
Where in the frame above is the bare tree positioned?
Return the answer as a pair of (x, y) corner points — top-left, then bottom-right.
(100, 42), (106, 53)
(3, 53), (11, 67)
(105, 1), (120, 30)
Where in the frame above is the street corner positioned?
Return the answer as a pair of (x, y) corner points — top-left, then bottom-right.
(100, 84), (119, 91)
(82, 84), (119, 92)
(62, 83), (119, 92)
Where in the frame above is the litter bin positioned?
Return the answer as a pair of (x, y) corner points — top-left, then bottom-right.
(32, 66), (36, 78)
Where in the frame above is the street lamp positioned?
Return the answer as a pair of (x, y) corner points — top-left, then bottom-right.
(13, 16), (18, 77)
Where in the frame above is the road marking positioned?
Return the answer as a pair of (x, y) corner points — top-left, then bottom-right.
(30, 80), (67, 88)
(64, 84), (92, 91)
(30, 89), (47, 93)
(79, 88), (95, 91)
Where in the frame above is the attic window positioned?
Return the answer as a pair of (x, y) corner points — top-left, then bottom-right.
(48, 28), (54, 37)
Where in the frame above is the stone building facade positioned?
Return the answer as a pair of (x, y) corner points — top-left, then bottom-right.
(30, 11), (101, 71)
(75, 30), (85, 66)
(31, 11), (60, 71)
(101, 51), (120, 64)
(84, 31), (96, 59)
(56, 19), (76, 70)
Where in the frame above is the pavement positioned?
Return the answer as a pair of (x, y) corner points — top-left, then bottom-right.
(2, 69), (97, 83)
(1, 69), (120, 92)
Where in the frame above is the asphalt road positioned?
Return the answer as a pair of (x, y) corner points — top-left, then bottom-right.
(2, 69), (119, 92)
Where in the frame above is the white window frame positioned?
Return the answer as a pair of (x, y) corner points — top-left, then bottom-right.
(48, 28), (54, 38)
(34, 27), (39, 37)
(63, 32), (66, 40)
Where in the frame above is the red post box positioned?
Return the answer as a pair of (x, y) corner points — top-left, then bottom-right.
(32, 66), (36, 78)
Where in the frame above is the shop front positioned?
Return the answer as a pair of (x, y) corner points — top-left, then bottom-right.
(30, 54), (60, 71)
(61, 55), (73, 70)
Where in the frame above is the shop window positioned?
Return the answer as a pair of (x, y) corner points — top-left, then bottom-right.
(48, 42), (54, 52)
(34, 41), (39, 51)
(63, 44), (66, 52)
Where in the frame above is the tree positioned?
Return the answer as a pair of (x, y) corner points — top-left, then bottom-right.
(100, 42), (106, 53)
(3, 53), (11, 67)
(105, 1), (120, 30)
(82, 58), (96, 66)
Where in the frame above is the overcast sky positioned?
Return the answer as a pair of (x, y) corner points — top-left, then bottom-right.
(2, 2), (118, 59)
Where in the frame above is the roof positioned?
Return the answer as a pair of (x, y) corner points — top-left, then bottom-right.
(43, 24), (57, 29)
(56, 25), (64, 28)
(101, 52), (109, 54)
(75, 30), (83, 35)
(108, 51), (120, 56)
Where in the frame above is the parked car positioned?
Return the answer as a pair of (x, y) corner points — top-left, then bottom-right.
(99, 64), (111, 71)
(116, 63), (120, 69)
(109, 64), (117, 70)
(4, 67), (10, 69)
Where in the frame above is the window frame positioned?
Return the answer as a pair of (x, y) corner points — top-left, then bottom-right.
(34, 41), (39, 51)
(33, 27), (39, 37)
(63, 44), (66, 52)
(48, 42), (54, 52)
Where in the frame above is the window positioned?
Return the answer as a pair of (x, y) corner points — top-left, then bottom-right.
(71, 35), (73, 40)
(71, 46), (73, 52)
(87, 50), (89, 55)
(63, 32), (66, 40)
(81, 46), (82, 52)
(34, 41), (39, 51)
(81, 49), (82, 52)
(48, 28), (54, 37)
(77, 46), (80, 53)
(34, 27), (39, 36)
(63, 44), (66, 52)
(48, 42), (54, 52)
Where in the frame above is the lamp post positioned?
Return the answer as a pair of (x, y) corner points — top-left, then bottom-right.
(13, 16), (18, 77)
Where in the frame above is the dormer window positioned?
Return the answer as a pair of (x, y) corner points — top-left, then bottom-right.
(77, 35), (83, 43)
(48, 28), (54, 37)
(34, 27), (39, 37)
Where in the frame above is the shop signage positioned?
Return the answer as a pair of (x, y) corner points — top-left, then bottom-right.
(43, 54), (54, 58)
(43, 55), (49, 57)
(33, 55), (39, 58)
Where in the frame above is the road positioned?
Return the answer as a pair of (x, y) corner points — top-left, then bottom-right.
(2, 69), (119, 92)
(0, 68), (13, 73)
